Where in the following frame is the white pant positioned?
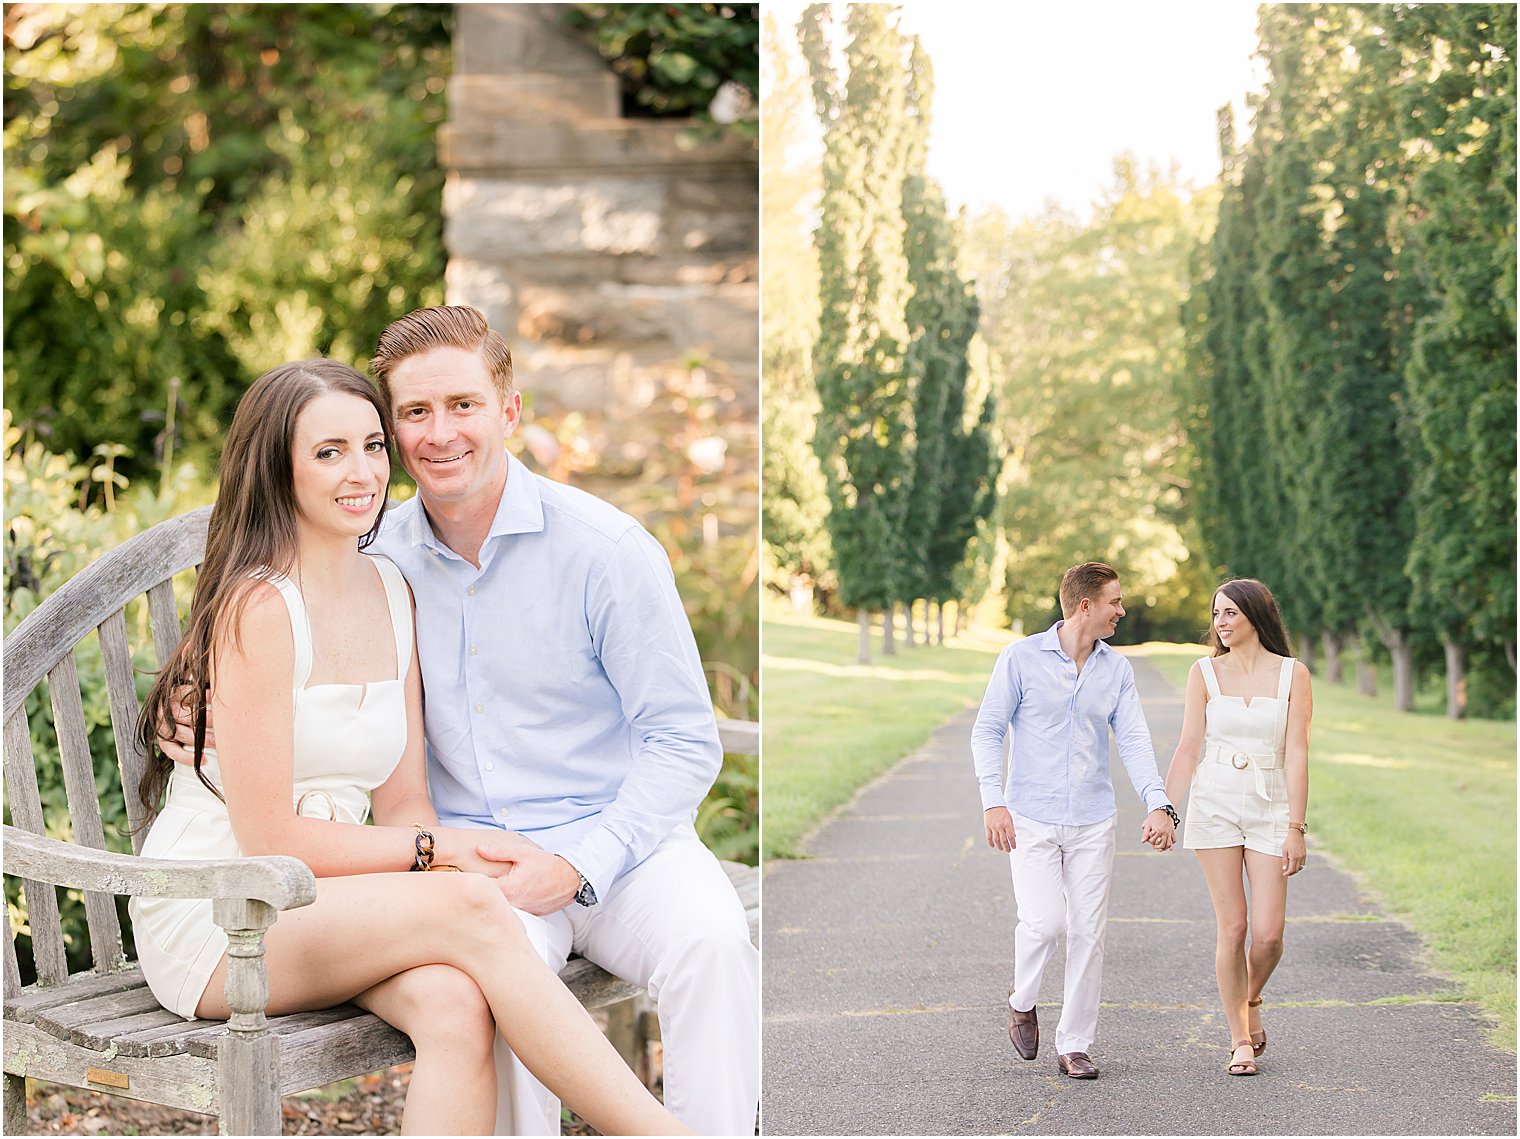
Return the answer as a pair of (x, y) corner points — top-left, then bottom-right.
(492, 823), (759, 1135)
(1006, 811), (1117, 1056)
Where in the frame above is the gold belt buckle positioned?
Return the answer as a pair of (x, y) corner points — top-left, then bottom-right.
(1230, 752), (1251, 771)
(296, 790), (338, 820)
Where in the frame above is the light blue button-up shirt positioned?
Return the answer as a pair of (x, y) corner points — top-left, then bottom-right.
(971, 621), (1168, 826)
(370, 451), (722, 901)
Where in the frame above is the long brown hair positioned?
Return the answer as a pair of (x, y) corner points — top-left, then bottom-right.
(136, 359), (392, 816)
(1208, 578), (1294, 659)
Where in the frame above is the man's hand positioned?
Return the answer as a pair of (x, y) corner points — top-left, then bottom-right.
(984, 806), (1016, 853)
(160, 683), (214, 766)
(1141, 809), (1176, 851)
(480, 845), (580, 915)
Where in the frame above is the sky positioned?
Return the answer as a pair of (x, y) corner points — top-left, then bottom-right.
(767, 1), (1268, 222)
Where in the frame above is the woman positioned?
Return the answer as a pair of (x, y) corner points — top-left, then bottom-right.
(1162, 578), (1312, 1077)
(131, 359), (687, 1135)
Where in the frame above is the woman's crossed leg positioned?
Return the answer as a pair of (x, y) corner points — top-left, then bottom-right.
(195, 870), (688, 1137)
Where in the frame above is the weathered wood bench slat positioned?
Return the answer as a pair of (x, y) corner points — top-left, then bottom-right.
(3, 710), (70, 987)
(4, 966), (150, 1022)
(30, 984), (164, 1035)
(4, 1019), (219, 1115)
(3, 826), (317, 911)
(4, 912), (20, 1001)
(97, 610), (153, 855)
(59, 1007), (187, 1050)
(144, 579), (184, 674)
(47, 653), (127, 974)
(2, 508), (211, 722)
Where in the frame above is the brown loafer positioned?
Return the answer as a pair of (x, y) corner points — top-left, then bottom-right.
(1007, 1005), (1038, 1060)
(1057, 1051), (1099, 1079)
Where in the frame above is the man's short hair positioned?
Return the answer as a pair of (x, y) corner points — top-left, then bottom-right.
(370, 305), (514, 412)
(1059, 562), (1119, 618)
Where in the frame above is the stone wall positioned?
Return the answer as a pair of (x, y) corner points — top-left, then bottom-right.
(439, 4), (757, 516)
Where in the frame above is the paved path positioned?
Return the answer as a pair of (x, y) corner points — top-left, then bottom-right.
(761, 655), (1517, 1135)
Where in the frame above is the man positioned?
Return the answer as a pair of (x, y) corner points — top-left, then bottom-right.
(366, 305), (758, 1134)
(168, 305), (758, 1134)
(971, 561), (1178, 1081)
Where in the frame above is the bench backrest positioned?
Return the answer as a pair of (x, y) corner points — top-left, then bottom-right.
(4, 506), (213, 997)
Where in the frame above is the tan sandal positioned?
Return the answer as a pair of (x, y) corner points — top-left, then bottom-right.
(1227, 1040), (1258, 1076)
(1248, 996), (1266, 1057)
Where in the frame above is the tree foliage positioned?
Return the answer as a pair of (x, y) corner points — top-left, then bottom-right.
(1189, 3), (1514, 715)
(969, 161), (1215, 642)
(4, 3), (452, 483)
(567, 3), (759, 139)
(800, 4), (914, 618)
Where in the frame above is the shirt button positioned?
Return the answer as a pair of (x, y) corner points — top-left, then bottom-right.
(474, 703), (484, 714)
(497, 806), (510, 820)
(484, 761), (494, 772)
(469, 645), (478, 656)
(467, 586), (476, 597)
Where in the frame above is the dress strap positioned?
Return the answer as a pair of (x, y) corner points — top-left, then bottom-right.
(1273, 657), (1294, 753)
(252, 569), (314, 689)
(367, 555), (413, 681)
(1198, 656), (1222, 698)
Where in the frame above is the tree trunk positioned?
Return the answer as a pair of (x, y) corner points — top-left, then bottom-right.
(1443, 638), (1467, 720)
(1298, 632), (1316, 674)
(1321, 631), (1344, 684)
(882, 604), (897, 656)
(904, 599), (917, 647)
(1369, 617), (1414, 712)
(937, 601), (946, 645)
(1390, 631), (1414, 713)
(857, 608), (872, 664)
(1355, 633), (1377, 697)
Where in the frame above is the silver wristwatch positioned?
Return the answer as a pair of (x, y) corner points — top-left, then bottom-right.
(573, 871), (598, 908)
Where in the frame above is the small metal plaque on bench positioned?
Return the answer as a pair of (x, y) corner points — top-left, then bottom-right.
(86, 1068), (130, 1090)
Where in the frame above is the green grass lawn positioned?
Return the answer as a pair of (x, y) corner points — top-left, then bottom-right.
(1138, 642), (1517, 1051)
(760, 604), (1006, 860)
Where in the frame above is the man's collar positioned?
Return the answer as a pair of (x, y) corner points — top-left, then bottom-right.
(1039, 619), (1112, 659)
(490, 451), (545, 538)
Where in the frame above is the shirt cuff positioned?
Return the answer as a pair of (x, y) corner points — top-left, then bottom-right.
(979, 781), (1007, 812)
(556, 827), (626, 904)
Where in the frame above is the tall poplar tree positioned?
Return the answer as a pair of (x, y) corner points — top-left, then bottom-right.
(898, 40), (993, 644)
(1394, 4), (1517, 714)
(800, 4), (914, 662)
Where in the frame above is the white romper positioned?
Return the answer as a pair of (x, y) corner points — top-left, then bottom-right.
(1182, 655), (1294, 857)
(130, 556), (412, 1019)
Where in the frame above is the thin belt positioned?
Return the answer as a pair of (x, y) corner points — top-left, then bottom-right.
(167, 768), (370, 823)
(1201, 742), (1283, 803)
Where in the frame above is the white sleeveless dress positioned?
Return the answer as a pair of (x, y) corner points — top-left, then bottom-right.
(130, 555), (412, 1019)
(1182, 655), (1295, 856)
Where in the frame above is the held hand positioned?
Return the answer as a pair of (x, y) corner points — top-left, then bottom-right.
(159, 683), (215, 766)
(436, 827), (542, 877)
(1281, 831), (1307, 876)
(984, 806), (1016, 853)
(1142, 809), (1176, 852)
(488, 847), (581, 916)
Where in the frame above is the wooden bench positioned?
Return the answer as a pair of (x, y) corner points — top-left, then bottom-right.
(3, 505), (760, 1134)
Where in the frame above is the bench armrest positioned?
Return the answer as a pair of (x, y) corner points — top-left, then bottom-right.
(2, 825), (317, 912)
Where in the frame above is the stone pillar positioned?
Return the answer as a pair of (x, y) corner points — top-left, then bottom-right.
(439, 4), (757, 511)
